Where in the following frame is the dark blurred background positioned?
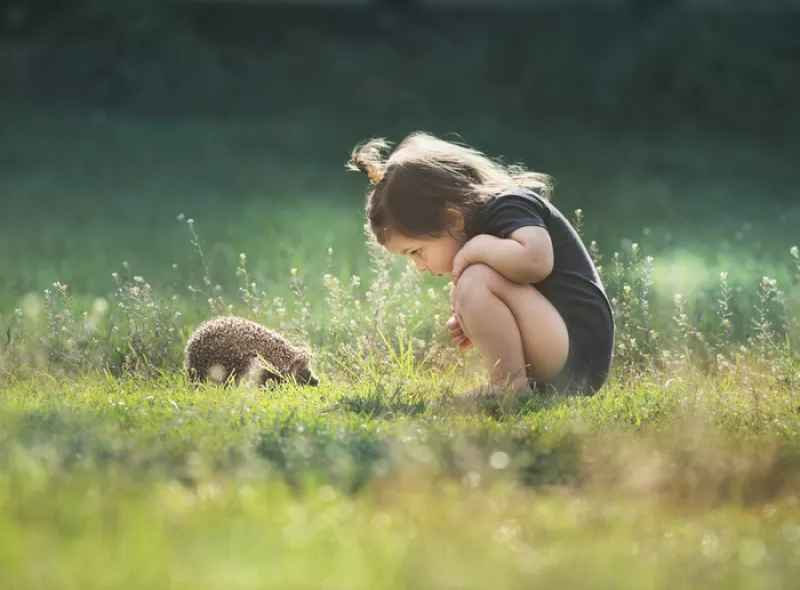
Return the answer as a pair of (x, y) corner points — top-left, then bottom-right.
(2, 0), (799, 132)
(0, 0), (798, 304)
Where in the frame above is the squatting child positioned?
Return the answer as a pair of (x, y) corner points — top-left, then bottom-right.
(348, 132), (614, 397)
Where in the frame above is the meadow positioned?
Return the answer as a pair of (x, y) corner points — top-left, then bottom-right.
(1, 104), (800, 589)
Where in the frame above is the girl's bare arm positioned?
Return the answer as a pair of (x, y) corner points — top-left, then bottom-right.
(455, 227), (554, 284)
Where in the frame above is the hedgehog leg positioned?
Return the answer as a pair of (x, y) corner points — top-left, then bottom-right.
(260, 370), (284, 389)
(186, 363), (211, 383)
(206, 363), (234, 385)
(239, 357), (283, 389)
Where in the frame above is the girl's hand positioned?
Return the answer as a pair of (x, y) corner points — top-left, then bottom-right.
(447, 310), (473, 352)
(450, 249), (470, 285)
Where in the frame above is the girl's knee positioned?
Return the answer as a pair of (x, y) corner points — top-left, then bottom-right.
(454, 264), (506, 310)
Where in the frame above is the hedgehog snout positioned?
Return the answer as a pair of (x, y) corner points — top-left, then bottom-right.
(295, 366), (320, 387)
(290, 349), (319, 387)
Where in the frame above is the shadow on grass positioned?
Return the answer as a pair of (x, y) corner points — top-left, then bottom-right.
(253, 409), (585, 493)
(433, 391), (577, 421)
(331, 390), (429, 419)
(327, 380), (578, 421)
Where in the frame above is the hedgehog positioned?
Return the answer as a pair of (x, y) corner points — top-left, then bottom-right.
(184, 316), (319, 388)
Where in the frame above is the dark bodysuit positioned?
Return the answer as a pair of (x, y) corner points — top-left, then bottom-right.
(474, 189), (615, 396)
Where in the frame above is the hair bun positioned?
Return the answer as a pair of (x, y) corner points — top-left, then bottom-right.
(347, 138), (392, 186)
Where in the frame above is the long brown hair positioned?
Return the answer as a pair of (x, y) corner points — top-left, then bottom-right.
(347, 132), (553, 244)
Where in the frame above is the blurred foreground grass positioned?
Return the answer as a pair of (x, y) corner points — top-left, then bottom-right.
(1, 369), (800, 589)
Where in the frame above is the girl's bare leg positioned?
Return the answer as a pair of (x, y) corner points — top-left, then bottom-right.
(453, 263), (569, 392)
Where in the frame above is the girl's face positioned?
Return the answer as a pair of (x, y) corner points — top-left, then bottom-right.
(384, 233), (464, 277)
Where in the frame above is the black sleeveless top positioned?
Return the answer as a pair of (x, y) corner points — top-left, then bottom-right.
(475, 189), (615, 395)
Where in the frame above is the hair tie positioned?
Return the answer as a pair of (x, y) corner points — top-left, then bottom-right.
(367, 166), (383, 185)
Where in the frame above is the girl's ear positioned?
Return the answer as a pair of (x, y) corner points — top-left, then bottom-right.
(444, 208), (465, 234)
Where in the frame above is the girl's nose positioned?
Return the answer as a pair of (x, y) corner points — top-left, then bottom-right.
(414, 260), (426, 273)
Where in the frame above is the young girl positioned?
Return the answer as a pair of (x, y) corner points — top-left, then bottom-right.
(348, 132), (614, 397)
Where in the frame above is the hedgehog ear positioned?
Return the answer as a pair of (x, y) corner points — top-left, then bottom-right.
(294, 347), (313, 362)
(292, 352), (311, 371)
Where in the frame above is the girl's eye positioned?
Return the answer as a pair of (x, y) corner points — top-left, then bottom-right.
(410, 249), (422, 257)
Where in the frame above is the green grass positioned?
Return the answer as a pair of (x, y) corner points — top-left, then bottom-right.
(1, 106), (800, 588)
(1, 371), (800, 589)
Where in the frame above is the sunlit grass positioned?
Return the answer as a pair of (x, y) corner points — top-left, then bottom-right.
(1, 370), (800, 589)
(0, 107), (799, 588)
